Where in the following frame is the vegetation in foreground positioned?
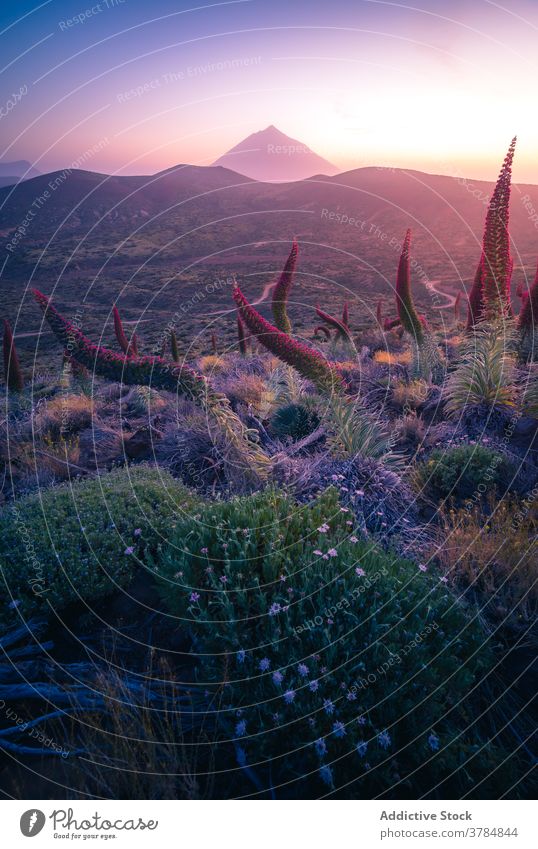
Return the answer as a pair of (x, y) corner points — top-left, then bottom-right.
(0, 138), (537, 799)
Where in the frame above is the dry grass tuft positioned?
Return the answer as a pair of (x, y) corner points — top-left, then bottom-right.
(391, 378), (429, 409)
(64, 661), (218, 799)
(198, 355), (227, 375)
(34, 394), (94, 439)
(431, 497), (538, 630)
(373, 349), (412, 366)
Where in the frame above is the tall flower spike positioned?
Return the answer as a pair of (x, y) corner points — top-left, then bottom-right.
(63, 349), (89, 379)
(454, 291), (462, 324)
(518, 259), (538, 334)
(233, 282), (344, 394)
(272, 239), (298, 334)
(314, 325), (331, 340)
(396, 229), (424, 344)
(128, 332), (138, 357)
(342, 301), (349, 326)
(113, 305), (129, 354)
(395, 230), (444, 383)
(33, 290), (270, 480)
(376, 298), (384, 330)
(315, 305), (354, 345)
(466, 259), (484, 329)
(3, 319), (24, 392)
(170, 330), (180, 363)
(481, 137), (516, 318)
(237, 313), (248, 355)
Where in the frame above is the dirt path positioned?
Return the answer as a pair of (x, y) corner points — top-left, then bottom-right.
(424, 279), (457, 309)
(252, 280), (276, 305)
(205, 278), (276, 317)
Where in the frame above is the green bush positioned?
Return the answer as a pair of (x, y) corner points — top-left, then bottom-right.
(416, 444), (509, 503)
(154, 487), (517, 798)
(0, 466), (199, 628)
(269, 402), (320, 441)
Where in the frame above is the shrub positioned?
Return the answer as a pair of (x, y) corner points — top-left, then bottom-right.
(198, 355), (227, 375)
(444, 322), (517, 418)
(415, 444), (509, 503)
(522, 364), (538, 417)
(154, 487), (516, 798)
(155, 422), (225, 491)
(0, 466), (199, 627)
(34, 393), (94, 439)
(432, 498), (537, 631)
(62, 662), (215, 799)
(269, 403), (320, 441)
(394, 412), (426, 448)
(391, 379), (429, 410)
(327, 396), (400, 466)
(122, 386), (167, 417)
(292, 455), (421, 548)
(220, 373), (270, 416)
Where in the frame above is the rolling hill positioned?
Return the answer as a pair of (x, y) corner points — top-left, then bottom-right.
(1, 161), (538, 367)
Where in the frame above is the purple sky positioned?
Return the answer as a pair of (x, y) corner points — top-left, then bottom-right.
(2, 0), (538, 181)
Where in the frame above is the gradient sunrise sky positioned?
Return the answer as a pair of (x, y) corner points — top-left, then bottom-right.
(1, 0), (538, 181)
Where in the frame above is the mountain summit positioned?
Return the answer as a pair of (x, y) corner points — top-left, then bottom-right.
(212, 125), (339, 182)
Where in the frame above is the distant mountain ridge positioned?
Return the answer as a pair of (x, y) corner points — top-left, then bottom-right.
(0, 160), (41, 187)
(211, 125), (339, 182)
(2, 162), (538, 310)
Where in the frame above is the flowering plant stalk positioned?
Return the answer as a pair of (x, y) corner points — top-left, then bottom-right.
(3, 319), (24, 392)
(272, 239), (298, 334)
(453, 291), (462, 324)
(170, 330), (180, 363)
(233, 281), (344, 394)
(314, 325), (331, 340)
(466, 260), (484, 329)
(395, 230), (444, 384)
(376, 298), (384, 330)
(113, 305), (138, 356)
(33, 289), (270, 479)
(518, 260), (538, 335)
(237, 314), (248, 355)
(315, 305), (354, 347)
(481, 137), (516, 319)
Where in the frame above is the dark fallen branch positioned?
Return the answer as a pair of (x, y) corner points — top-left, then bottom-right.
(0, 618), (48, 650)
(5, 641), (54, 660)
(0, 615), (208, 763)
(0, 738), (75, 757)
(283, 425), (327, 456)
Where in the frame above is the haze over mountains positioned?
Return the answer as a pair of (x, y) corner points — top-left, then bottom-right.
(211, 125), (339, 181)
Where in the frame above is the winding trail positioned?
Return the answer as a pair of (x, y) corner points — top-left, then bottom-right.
(207, 276), (459, 319)
(252, 280), (276, 306)
(424, 278), (457, 309)
(206, 279), (276, 317)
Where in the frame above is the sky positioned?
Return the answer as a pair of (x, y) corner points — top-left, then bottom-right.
(1, 0), (538, 182)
